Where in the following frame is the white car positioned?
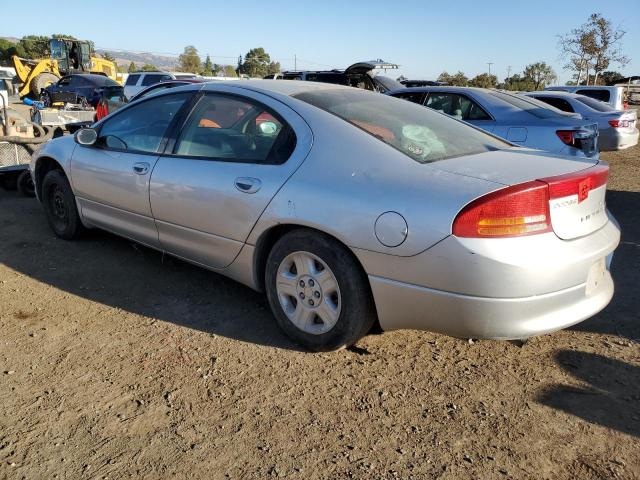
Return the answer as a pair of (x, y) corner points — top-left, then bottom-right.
(123, 71), (175, 100)
(545, 86), (627, 111)
(524, 91), (639, 151)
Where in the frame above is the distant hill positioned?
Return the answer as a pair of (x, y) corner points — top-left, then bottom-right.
(94, 49), (179, 70)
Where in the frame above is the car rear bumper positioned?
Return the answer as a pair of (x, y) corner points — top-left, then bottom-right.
(369, 257), (613, 339)
(599, 128), (639, 151)
(358, 215), (620, 339)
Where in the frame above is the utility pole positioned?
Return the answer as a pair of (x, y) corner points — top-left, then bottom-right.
(294, 54), (297, 71)
(506, 65), (512, 88)
(487, 62), (494, 76)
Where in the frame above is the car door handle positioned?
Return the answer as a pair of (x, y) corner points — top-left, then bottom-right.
(234, 177), (261, 194)
(133, 162), (150, 175)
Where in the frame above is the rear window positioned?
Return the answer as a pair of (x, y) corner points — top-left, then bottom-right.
(142, 74), (172, 86)
(125, 74), (140, 86)
(576, 95), (615, 112)
(576, 89), (610, 102)
(491, 91), (568, 119)
(294, 89), (509, 163)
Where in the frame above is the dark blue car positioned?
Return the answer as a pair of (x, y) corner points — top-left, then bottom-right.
(43, 74), (124, 107)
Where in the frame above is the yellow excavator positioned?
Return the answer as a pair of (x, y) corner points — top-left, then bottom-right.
(12, 38), (123, 98)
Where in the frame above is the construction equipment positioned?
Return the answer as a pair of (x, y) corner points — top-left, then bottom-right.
(0, 94), (53, 197)
(12, 38), (122, 98)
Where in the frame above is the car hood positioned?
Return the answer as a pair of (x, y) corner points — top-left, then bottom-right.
(430, 148), (599, 186)
(345, 60), (399, 75)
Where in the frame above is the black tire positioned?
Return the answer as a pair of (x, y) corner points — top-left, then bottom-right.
(30, 72), (58, 97)
(17, 170), (35, 197)
(265, 229), (376, 351)
(0, 173), (18, 190)
(41, 170), (84, 240)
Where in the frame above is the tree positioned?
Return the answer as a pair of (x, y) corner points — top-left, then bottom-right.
(0, 38), (18, 63)
(128, 61), (137, 73)
(178, 45), (201, 73)
(240, 48), (272, 78)
(140, 64), (158, 71)
(437, 71), (468, 86)
(522, 62), (557, 90)
(559, 13), (629, 85)
(600, 71), (624, 85)
(469, 73), (497, 88)
(16, 35), (50, 59)
(502, 73), (535, 91)
(101, 51), (116, 63)
(223, 65), (238, 78)
(267, 61), (281, 75)
(201, 54), (214, 76)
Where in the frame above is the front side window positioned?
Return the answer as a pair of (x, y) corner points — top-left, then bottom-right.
(425, 93), (491, 121)
(125, 74), (140, 86)
(294, 89), (508, 163)
(98, 92), (190, 153)
(174, 94), (296, 164)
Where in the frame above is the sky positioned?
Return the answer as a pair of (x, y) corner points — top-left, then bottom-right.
(5, 0), (639, 82)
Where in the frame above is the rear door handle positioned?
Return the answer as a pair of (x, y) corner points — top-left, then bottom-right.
(133, 162), (150, 175)
(234, 177), (261, 194)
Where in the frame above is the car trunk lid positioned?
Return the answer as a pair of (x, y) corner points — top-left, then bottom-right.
(434, 149), (608, 240)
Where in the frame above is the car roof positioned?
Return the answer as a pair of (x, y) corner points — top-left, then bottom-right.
(524, 91), (581, 99)
(65, 73), (117, 84)
(201, 79), (355, 96)
(388, 86), (490, 95)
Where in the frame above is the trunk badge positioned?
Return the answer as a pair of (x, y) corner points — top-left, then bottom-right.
(578, 178), (592, 203)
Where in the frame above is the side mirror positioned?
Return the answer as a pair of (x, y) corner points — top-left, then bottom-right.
(74, 128), (98, 146)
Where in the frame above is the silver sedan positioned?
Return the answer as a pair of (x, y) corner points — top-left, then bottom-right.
(523, 90), (639, 151)
(31, 81), (620, 351)
(387, 86), (600, 158)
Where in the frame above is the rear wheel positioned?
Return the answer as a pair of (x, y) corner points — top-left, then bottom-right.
(17, 170), (35, 197)
(265, 229), (376, 351)
(41, 170), (84, 240)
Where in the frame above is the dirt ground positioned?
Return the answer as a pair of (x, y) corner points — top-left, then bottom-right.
(1, 132), (639, 479)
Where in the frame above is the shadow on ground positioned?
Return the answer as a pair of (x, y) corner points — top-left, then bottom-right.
(0, 191), (302, 351)
(572, 190), (640, 340)
(538, 350), (640, 437)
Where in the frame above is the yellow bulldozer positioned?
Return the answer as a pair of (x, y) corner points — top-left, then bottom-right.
(12, 38), (123, 98)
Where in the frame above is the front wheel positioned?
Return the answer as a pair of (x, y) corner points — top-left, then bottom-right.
(265, 229), (376, 351)
(41, 170), (84, 240)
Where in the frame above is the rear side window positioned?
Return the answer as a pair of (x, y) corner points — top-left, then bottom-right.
(294, 89), (508, 163)
(174, 94), (296, 164)
(98, 92), (190, 153)
(575, 96), (616, 112)
(425, 93), (492, 121)
(576, 89), (610, 102)
(125, 74), (140, 86)
(490, 91), (567, 119)
(533, 96), (574, 112)
(392, 92), (425, 104)
(141, 74), (172, 86)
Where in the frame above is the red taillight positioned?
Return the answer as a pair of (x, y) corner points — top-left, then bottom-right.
(608, 119), (629, 128)
(624, 102), (628, 110)
(556, 130), (574, 145)
(452, 181), (552, 238)
(453, 165), (609, 238)
(95, 102), (107, 120)
(540, 165), (608, 200)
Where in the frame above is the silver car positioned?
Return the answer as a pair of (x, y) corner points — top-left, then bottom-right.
(31, 81), (620, 351)
(523, 91), (639, 151)
(387, 86), (600, 158)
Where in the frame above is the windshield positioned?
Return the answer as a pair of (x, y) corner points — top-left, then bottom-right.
(576, 95), (616, 112)
(374, 76), (404, 92)
(294, 89), (509, 163)
(491, 91), (570, 119)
